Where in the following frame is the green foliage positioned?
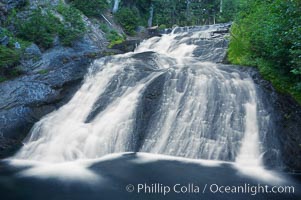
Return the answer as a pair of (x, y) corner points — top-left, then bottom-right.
(107, 30), (125, 48)
(150, 0), (188, 26)
(257, 59), (301, 104)
(228, 22), (253, 65)
(228, 0), (301, 103)
(0, 28), (26, 80)
(115, 7), (139, 35)
(115, 0), (237, 29)
(218, 0), (241, 22)
(0, 76), (7, 83)
(1, 2), (86, 81)
(0, 50), (22, 78)
(0, 28), (30, 49)
(13, 8), (59, 49)
(158, 24), (167, 30)
(99, 23), (125, 48)
(57, 3), (86, 46)
(70, 0), (108, 17)
(12, 3), (86, 49)
(37, 69), (49, 75)
(135, 0), (224, 27)
(107, 30), (120, 41)
(99, 23), (110, 33)
(5, 9), (18, 27)
(0, 46), (20, 70)
(98, 23), (125, 47)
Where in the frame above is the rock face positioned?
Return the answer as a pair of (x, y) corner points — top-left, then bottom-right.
(110, 39), (141, 53)
(0, 0), (27, 24)
(0, 0), (108, 157)
(243, 67), (301, 172)
(0, 42), (102, 157)
(0, 0), (27, 11)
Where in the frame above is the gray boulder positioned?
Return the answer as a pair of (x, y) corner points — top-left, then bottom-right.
(20, 43), (43, 72)
(0, 0), (27, 11)
(0, 15), (107, 157)
(0, 35), (9, 46)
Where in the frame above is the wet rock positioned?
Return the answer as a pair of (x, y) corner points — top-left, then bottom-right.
(136, 26), (147, 34)
(0, 19), (106, 158)
(241, 66), (301, 171)
(20, 44), (42, 72)
(0, 59), (89, 157)
(0, 35), (9, 46)
(0, 0), (27, 11)
(110, 40), (141, 53)
(25, 44), (41, 57)
(0, 135), (20, 158)
(148, 26), (162, 37)
(28, 0), (60, 8)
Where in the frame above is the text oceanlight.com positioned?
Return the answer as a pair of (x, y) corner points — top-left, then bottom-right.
(125, 183), (295, 196)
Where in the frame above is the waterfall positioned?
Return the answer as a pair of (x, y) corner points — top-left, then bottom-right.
(186, 0), (191, 20)
(148, 4), (154, 27)
(14, 24), (269, 170)
(235, 84), (262, 166)
(112, 0), (120, 13)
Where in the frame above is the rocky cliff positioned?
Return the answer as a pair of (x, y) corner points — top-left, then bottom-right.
(0, 0), (108, 157)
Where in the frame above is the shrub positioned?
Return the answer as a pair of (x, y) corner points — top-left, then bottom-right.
(107, 30), (125, 48)
(57, 3), (86, 46)
(70, 0), (108, 17)
(38, 69), (49, 75)
(0, 46), (21, 78)
(0, 46), (20, 69)
(0, 76), (7, 83)
(228, 22), (252, 66)
(98, 23), (125, 48)
(115, 7), (139, 35)
(158, 24), (167, 30)
(99, 23), (110, 33)
(14, 8), (59, 49)
(0, 28), (27, 79)
(228, 0), (301, 103)
(13, 3), (86, 48)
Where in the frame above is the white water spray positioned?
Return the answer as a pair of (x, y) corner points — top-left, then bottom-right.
(14, 24), (265, 173)
(148, 4), (154, 27)
(112, 0), (120, 13)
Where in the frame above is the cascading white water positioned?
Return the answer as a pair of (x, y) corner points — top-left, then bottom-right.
(148, 4), (154, 27)
(16, 57), (163, 162)
(235, 83), (262, 167)
(135, 26), (263, 165)
(139, 63), (261, 162)
(14, 24), (264, 169)
(112, 0), (120, 13)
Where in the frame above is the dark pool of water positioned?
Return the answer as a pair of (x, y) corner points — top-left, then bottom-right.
(0, 153), (300, 200)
